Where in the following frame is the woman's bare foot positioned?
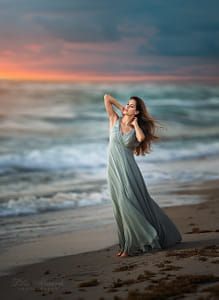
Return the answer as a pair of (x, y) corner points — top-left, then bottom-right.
(116, 251), (123, 256)
(120, 252), (129, 257)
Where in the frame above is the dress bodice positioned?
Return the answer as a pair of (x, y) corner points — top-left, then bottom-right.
(109, 116), (140, 150)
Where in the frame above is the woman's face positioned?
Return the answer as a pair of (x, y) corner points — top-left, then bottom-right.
(123, 99), (138, 116)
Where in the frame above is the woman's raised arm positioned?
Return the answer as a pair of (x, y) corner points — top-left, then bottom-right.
(104, 94), (124, 119)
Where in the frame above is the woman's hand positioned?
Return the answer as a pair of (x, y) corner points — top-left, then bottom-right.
(130, 117), (138, 127)
(131, 117), (145, 142)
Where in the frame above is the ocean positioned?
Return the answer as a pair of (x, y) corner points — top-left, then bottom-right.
(0, 80), (219, 258)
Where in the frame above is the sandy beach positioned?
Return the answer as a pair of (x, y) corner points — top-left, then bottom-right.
(0, 178), (219, 300)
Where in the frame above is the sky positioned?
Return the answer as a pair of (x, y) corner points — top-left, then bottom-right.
(0, 0), (219, 82)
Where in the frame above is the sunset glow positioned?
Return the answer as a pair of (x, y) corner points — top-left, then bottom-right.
(0, 1), (218, 83)
(1, 71), (219, 83)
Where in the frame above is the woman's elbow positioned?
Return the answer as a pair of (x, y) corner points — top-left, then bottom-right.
(104, 94), (109, 101)
(138, 136), (145, 143)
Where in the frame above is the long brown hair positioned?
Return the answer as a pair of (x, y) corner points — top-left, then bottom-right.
(130, 96), (164, 156)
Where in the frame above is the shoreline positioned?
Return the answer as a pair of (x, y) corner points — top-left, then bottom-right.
(0, 177), (209, 277)
(0, 178), (219, 299)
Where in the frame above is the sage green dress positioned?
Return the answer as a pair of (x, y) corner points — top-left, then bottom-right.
(106, 116), (182, 256)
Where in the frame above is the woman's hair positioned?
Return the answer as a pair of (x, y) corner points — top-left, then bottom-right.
(130, 96), (164, 156)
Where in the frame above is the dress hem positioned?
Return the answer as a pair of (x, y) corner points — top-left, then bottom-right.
(119, 234), (162, 256)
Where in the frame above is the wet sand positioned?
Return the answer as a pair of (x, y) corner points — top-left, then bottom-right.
(0, 178), (219, 300)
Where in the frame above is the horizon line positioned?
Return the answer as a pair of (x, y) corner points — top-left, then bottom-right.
(1, 73), (219, 84)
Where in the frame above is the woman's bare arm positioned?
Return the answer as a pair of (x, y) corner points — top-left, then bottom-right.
(104, 94), (124, 119)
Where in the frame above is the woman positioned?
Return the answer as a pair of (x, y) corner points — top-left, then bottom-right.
(104, 94), (182, 257)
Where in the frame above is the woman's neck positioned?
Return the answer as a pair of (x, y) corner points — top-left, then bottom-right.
(121, 115), (134, 126)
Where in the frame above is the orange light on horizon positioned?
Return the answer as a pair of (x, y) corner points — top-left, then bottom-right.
(0, 70), (219, 83)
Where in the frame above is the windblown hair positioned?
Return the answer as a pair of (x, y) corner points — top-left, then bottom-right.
(130, 96), (164, 156)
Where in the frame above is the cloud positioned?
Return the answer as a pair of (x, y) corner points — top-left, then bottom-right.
(138, 32), (219, 58)
(33, 13), (121, 43)
(1, 0), (219, 54)
(136, 1), (219, 58)
(0, 0), (219, 80)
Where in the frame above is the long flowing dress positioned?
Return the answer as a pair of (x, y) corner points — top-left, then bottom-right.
(106, 115), (182, 256)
